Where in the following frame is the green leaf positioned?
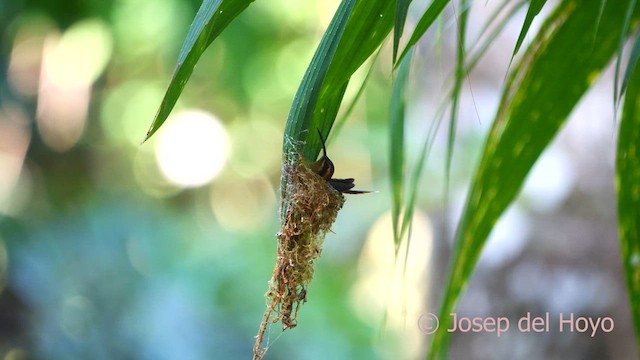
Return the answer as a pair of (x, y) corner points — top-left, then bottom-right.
(620, 31), (640, 99)
(331, 47), (382, 143)
(391, 48), (440, 255)
(445, 0), (470, 210)
(594, 0), (607, 41)
(617, 55), (640, 355)
(398, 94), (440, 249)
(429, 1), (638, 358)
(393, 0), (412, 64)
(512, 0), (547, 57)
(389, 49), (412, 249)
(613, 0), (637, 109)
(282, 0), (356, 157)
(283, 0), (395, 161)
(466, 0), (526, 72)
(396, 0), (450, 67)
(144, 0), (254, 141)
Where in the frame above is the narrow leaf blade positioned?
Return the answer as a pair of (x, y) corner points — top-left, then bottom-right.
(617, 55), (640, 355)
(620, 31), (640, 99)
(389, 50), (412, 248)
(282, 0), (356, 157)
(445, 0), (470, 213)
(512, 0), (547, 57)
(429, 1), (637, 358)
(293, 0), (395, 161)
(393, 0), (411, 64)
(145, 0), (254, 141)
(396, 0), (449, 66)
(613, 0), (637, 109)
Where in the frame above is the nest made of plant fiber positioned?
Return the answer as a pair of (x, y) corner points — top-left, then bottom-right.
(253, 153), (344, 360)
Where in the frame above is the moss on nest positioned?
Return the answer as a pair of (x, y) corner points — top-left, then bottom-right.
(253, 152), (344, 359)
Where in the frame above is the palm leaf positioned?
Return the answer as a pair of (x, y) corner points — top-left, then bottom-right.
(620, 31), (640, 99)
(512, 0), (547, 57)
(389, 49), (413, 249)
(282, 0), (357, 157)
(393, 0), (412, 63)
(614, 0), (638, 109)
(396, 0), (450, 67)
(429, 1), (638, 358)
(445, 0), (470, 211)
(617, 52), (640, 355)
(145, 0), (254, 141)
(283, 0), (395, 161)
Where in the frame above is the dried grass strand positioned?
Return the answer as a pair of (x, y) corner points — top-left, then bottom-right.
(253, 152), (344, 359)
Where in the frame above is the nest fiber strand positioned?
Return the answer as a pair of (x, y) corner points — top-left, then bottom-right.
(253, 153), (344, 359)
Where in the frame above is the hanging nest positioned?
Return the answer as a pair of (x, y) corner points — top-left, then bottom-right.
(253, 149), (345, 360)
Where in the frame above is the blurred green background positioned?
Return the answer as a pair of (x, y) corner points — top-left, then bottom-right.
(0, 1), (407, 359)
(0, 0), (637, 359)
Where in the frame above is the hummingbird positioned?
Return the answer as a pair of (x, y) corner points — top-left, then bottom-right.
(311, 129), (371, 194)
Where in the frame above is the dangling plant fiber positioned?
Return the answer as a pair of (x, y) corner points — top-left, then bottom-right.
(253, 143), (344, 360)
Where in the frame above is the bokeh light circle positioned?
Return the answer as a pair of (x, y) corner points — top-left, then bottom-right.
(154, 110), (229, 187)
